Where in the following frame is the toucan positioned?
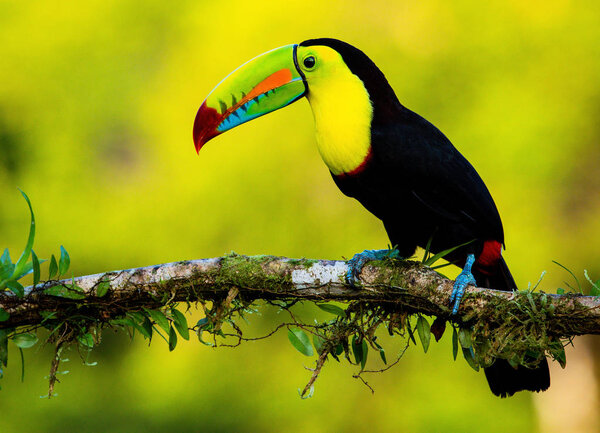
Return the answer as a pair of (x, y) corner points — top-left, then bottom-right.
(192, 38), (550, 397)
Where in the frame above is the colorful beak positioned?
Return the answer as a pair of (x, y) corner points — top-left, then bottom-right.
(193, 44), (306, 153)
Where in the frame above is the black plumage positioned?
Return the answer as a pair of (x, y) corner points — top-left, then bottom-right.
(301, 38), (550, 397)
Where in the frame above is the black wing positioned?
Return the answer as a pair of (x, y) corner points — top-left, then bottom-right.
(376, 110), (504, 243)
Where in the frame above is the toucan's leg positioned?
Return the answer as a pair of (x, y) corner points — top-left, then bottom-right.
(346, 248), (401, 286)
(450, 253), (477, 315)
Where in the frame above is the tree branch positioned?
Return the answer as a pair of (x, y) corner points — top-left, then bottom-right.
(1, 254), (598, 336)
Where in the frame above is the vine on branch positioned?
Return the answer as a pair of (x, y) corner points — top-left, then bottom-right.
(1, 192), (599, 397)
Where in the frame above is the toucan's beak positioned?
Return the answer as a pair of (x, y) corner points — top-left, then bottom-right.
(193, 44), (306, 153)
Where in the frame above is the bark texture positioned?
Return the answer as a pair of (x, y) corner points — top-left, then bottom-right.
(1, 254), (598, 336)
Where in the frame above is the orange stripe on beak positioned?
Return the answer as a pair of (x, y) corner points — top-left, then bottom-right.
(220, 68), (294, 120)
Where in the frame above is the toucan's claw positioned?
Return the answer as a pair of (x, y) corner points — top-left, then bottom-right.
(346, 248), (401, 287)
(450, 254), (477, 315)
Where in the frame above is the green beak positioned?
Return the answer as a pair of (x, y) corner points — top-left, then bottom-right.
(193, 44), (307, 152)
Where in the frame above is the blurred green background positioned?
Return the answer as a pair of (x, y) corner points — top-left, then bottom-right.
(1, 0), (599, 432)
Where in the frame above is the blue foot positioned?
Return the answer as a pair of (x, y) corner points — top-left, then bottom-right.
(346, 248), (401, 286)
(450, 254), (477, 315)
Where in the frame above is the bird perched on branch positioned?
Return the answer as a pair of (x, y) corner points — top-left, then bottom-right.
(192, 38), (550, 397)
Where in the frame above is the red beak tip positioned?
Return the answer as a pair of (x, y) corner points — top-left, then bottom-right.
(193, 101), (221, 154)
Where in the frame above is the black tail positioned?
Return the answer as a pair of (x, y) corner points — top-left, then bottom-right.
(483, 355), (550, 398)
(473, 257), (551, 398)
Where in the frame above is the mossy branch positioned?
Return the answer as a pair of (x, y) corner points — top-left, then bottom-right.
(1, 253), (598, 337)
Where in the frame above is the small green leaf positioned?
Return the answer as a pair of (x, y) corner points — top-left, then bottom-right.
(421, 233), (434, 263)
(48, 255), (58, 280)
(406, 319), (417, 345)
(0, 248), (11, 266)
(373, 339), (387, 364)
(550, 342), (567, 368)
(462, 347), (479, 371)
(77, 333), (94, 348)
(556, 287), (565, 294)
(171, 308), (190, 340)
(128, 311), (144, 323)
(144, 309), (170, 334)
(0, 308), (9, 322)
(351, 335), (360, 362)
(11, 261), (34, 280)
(0, 261), (14, 281)
(423, 239), (474, 266)
(141, 317), (153, 340)
(0, 329), (8, 367)
(6, 280), (24, 297)
(316, 303), (346, 317)
(110, 318), (135, 327)
(119, 316), (152, 339)
(312, 334), (325, 354)
(452, 327), (458, 361)
(58, 246), (70, 276)
(458, 328), (473, 349)
(96, 279), (110, 297)
(32, 250), (40, 286)
(584, 270), (600, 296)
(351, 335), (368, 369)
(288, 328), (313, 356)
(11, 190), (36, 281)
(12, 333), (38, 349)
(168, 326), (177, 351)
(416, 316), (431, 353)
(0, 249), (14, 281)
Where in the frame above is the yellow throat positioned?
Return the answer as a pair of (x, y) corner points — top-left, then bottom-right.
(300, 46), (373, 176)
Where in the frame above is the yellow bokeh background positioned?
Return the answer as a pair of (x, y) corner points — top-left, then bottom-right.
(1, 1), (599, 432)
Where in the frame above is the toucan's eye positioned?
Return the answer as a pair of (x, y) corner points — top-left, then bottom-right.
(303, 56), (316, 69)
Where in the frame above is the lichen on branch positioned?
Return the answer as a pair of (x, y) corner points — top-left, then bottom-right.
(1, 253), (599, 396)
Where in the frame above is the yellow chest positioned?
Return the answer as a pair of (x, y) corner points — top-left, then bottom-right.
(306, 73), (373, 176)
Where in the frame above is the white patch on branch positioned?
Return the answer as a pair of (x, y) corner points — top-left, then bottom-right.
(291, 262), (348, 288)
